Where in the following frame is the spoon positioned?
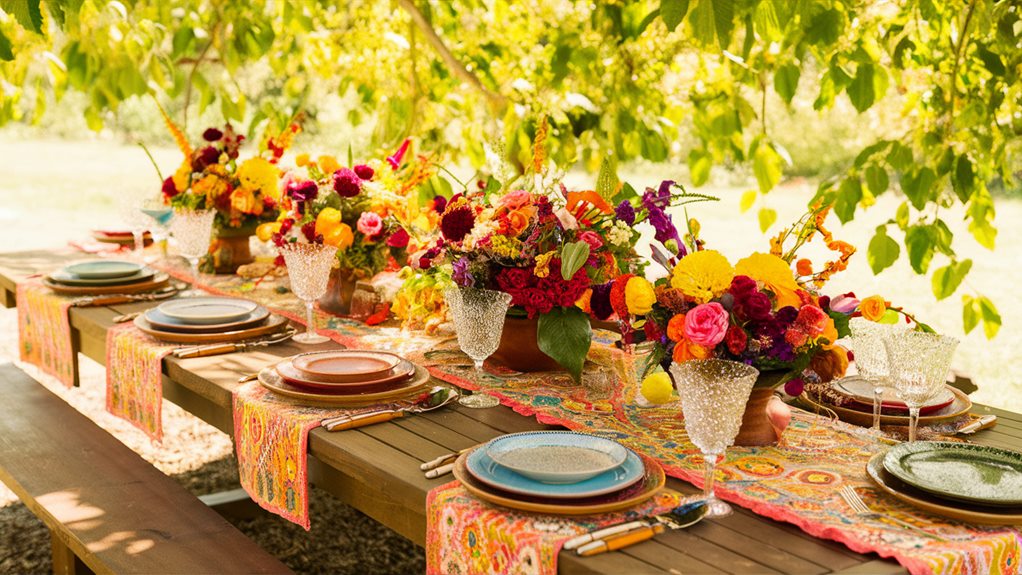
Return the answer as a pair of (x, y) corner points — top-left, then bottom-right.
(321, 386), (459, 431)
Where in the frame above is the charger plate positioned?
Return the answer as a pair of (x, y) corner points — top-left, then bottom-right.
(832, 376), (955, 415)
(866, 453), (1022, 525)
(453, 447), (664, 515)
(258, 363), (429, 407)
(144, 306), (270, 333)
(133, 312), (288, 343)
(799, 385), (971, 427)
(43, 273), (170, 295)
(883, 442), (1022, 507)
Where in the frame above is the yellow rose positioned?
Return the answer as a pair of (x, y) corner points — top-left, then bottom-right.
(323, 223), (354, 250)
(624, 277), (655, 315)
(315, 207), (343, 236)
(295, 153), (310, 167)
(859, 295), (887, 322)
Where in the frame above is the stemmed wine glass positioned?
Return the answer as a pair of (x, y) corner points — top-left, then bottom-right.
(847, 318), (903, 431)
(118, 192), (151, 262)
(443, 287), (513, 409)
(140, 198), (174, 262)
(670, 359), (759, 518)
(279, 242), (338, 344)
(169, 208), (216, 297)
(883, 331), (959, 442)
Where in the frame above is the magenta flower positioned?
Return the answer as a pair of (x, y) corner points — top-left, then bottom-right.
(357, 212), (383, 237)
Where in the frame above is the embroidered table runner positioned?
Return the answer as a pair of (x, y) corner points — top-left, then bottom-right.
(427, 482), (686, 575)
(16, 281), (76, 387)
(105, 324), (175, 442)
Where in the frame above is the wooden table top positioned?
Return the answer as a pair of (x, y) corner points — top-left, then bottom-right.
(2, 249), (1018, 574)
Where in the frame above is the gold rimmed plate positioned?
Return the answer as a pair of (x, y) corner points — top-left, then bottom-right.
(452, 447), (665, 515)
(258, 363), (430, 407)
(799, 384), (971, 428)
(133, 312), (289, 343)
(43, 273), (170, 295)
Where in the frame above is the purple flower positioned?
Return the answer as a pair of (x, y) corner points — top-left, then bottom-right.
(642, 180), (673, 211)
(647, 206), (681, 246)
(451, 257), (475, 288)
(829, 294), (860, 314)
(615, 201), (636, 225)
(332, 168), (362, 197)
(286, 180), (318, 214)
(590, 281), (615, 320)
(432, 195), (448, 213)
(353, 164), (375, 180)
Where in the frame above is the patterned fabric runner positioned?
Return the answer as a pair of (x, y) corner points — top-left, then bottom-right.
(105, 324), (174, 442)
(16, 281), (76, 387)
(426, 482), (686, 575)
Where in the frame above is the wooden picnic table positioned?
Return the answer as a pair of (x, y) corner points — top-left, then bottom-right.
(1, 249), (1018, 575)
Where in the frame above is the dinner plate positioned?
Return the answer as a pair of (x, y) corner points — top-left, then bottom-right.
(158, 297), (260, 325)
(883, 442), (1022, 507)
(49, 267), (156, 286)
(866, 453), (1022, 525)
(799, 385), (971, 428)
(466, 442), (643, 499)
(832, 376), (955, 415)
(91, 230), (152, 245)
(274, 356), (415, 393)
(454, 447), (664, 515)
(43, 273), (170, 295)
(258, 363), (430, 407)
(143, 306), (270, 334)
(485, 431), (629, 484)
(64, 260), (142, 279)
(134, 312), (289, 343)
(291, 350), (403, 383)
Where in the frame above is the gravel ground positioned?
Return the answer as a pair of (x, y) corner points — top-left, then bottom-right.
(0, 306), (425, 574)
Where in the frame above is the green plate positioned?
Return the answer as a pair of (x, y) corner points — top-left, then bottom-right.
(883, 441), (1022, 507)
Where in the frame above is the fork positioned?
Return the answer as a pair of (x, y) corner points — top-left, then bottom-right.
(839, 485), (946, 542)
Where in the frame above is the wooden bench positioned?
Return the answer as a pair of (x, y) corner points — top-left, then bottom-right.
(0, 362), (292, 575)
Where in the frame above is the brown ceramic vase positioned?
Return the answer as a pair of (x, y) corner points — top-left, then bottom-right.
(491, 315), (563, 372)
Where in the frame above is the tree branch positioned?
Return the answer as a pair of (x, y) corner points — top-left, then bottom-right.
(947, 0), (977, 137)
(397, 0), (507, 111)
(182, 22), (219, 128)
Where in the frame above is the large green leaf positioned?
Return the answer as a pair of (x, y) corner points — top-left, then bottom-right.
(978, 296), (1001, 338)
(834, 176), (862, 223)
(559, 241), (590, 281)
(905, 224), (935, 274)
(931, 259), (972, 300)
(774, 63), (800, 104)
(758, 207), (776, 232)
(660, 0), (689, 32)
(953, 155), (975, 203)
(847, 62), (876, 112)
(865, 165), (888, 196)
(752, 141), (782, 194)
(901, 167), (936, 210)
(0, 29), (12, 61)
(867, 226), (899, 274)
(6, 0), (44, 33)
(537, 307), (593, 383)
(689, 0), (733, 49)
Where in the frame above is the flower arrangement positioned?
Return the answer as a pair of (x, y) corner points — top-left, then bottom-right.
(158, 107), (290, 231)
(622, 203), (930, 394)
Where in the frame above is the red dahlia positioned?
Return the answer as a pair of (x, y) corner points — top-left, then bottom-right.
(440, 202), (475, 242)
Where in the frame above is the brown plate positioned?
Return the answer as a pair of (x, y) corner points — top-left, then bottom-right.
(143, 306), (271, 334)
(275, 357), (415, 393)
(133, 312), (289, 343)
(865, 453), (1022, 525)
(92, 229), (152, 244)
(43, 273), (170, 295)
(291, 350), (402, 382)
(258, 363), (430, 407)
(799, 384), (972, 427)
(452, 447), (665, 515)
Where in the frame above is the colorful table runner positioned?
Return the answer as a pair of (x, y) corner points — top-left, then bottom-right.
(16, 281), (76, 387)
(105, 324), (174, 442)
(426, 482), (686, 575)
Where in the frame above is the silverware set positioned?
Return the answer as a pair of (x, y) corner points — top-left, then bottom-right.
(79, 285), (180, 310)
(173, 328), (298, 359)
(321, 386), (459, 431)
(420, 447), (474, 479)
(564, 500), (709, 556)
(839, 485), (946, 542)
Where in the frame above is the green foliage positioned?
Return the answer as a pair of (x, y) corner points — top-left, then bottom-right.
(867, 226), (899, 275)
(559, 241), (590, 281)
(537, 306), (592, 383)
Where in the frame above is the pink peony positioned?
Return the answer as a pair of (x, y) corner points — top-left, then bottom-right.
(357, 212), (383, 237)
(578, 230), (604, 252)
(497, 190), (532, 209)
(684, 302), (730, 348)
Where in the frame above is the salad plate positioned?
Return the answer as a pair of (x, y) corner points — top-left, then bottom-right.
(883, 442), (1022, 507)
(485, 431), (629, 484)
(158, 297), (259, 325)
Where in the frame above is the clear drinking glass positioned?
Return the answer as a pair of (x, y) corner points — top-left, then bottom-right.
(119, 192), (152, 261)
(140, 198), (174, 262)
(883, 331), (959, 442)
(169, 208), (216, 297)
(443, 287), (513, 409)
(670, 359), (759, 518)
(280, 242), (339, 344)
(848, 318), (903, 431)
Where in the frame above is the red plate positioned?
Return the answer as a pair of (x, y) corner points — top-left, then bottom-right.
(275, 358), (415, 393)
(291, 350), (402, 383)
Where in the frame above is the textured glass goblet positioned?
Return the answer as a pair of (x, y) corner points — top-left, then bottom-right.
(443, 287), (512, 409)
(280, 242), (339, 344)
(670, 359), (759, 518)
(883, 331), (959, 442)
(848, 318), (903, 430)
(169, 208), (215, 297)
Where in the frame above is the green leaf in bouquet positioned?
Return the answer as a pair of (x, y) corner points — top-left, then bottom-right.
(537, 307), (592, 383)
(560, 241), (590, 281)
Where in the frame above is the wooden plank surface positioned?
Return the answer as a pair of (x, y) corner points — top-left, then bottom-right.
(2, 251), (1020, 574)
(0, 363), (292, 575)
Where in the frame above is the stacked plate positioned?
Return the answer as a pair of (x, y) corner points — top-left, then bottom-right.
(91, 229), (152, 245)
(800, 375), (972, 428)
(452, 431), (665, 515)
(135, 296), (288, 343)
(258, 350), (430, 406)
(866, 442), (1022, 525)
(45, 260), (170, 295)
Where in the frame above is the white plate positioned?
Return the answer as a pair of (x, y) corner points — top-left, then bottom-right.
(485, 431), (629, 484)
(157, 297), (260, 325)
(64, 260), (142, 279)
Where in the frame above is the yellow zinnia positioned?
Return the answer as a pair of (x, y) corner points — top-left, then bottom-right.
(670, 250), (734, 304)
(624, 276), (655, 315)
(237, 157), (280, 199)
(735, 252), (802, 309)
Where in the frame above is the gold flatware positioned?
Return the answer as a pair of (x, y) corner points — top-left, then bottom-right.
(569, 501), (709, 556)
(839, 485), (946, 541)
(424, 462), (456, 479)
(173, 328), (297, 359)
(421, 447), (473, 472)
(321, 386), (458, 431)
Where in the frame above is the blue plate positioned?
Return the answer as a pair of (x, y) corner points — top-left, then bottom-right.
(143, 306), (269, 334)
(486, 431), (629, 484)
(466, 441), (643, 499)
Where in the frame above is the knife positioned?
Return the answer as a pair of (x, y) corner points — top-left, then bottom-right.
(567, 500), (708, 556)
(173, 329), (297, 358)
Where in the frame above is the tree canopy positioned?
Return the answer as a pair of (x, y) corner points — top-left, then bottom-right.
(1, 0), (1019, 337)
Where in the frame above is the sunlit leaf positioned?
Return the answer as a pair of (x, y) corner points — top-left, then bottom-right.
(867, 226), (899, 274)
(660, 0), (689, 32)
(739, 189), (756, 213)
(758, 207), (776, 232)
(774, 63), (799, 104)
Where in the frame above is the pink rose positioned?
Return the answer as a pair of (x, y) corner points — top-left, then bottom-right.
(357, 212), (383, 237)
(684, 302), (729, 347)
(829, 293), (860, 314)
(578, 230), (604, 252)
(497, 190), (532, 209)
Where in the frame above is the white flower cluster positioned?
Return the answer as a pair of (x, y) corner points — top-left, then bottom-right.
(607, 220), (633, 247)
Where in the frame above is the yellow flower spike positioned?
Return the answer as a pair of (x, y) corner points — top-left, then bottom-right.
(624, 276), (655, 315)
(315, 207), (343, 236)
(256, 222), (281, 242)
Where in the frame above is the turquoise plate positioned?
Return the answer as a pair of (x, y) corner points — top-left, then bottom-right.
(485, 431), (628, 484)
(466, 441), (643, 499)
(884, 441), (1022, 507)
